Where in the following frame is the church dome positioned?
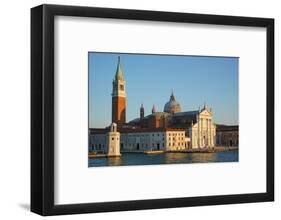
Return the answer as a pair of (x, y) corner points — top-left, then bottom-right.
(164, 92), (181, 113)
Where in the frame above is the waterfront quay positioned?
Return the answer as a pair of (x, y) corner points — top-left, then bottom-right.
(89, 146), (238, 158)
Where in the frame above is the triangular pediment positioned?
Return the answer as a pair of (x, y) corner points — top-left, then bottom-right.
(199, 109), (212, 116)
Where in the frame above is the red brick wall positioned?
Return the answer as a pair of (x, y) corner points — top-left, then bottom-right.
(147, 115), (165, 128)
(112, 96), (126, 124)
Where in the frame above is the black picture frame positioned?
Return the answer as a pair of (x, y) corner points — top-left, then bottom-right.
(31, 4), (274, 216)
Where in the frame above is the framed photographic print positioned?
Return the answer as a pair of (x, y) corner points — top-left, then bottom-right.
(31, 4), (274, 216)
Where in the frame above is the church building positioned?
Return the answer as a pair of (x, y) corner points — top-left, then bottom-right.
(89, 57), (217, 154)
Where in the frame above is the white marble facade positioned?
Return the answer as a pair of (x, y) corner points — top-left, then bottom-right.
(188, 107), (216, 148)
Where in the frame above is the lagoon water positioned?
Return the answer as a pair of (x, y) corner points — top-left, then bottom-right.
(88, 150), (238, 167)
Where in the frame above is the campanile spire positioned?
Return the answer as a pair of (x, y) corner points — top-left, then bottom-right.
(112, 57), (126, 125)
(115, 56), (123, 81)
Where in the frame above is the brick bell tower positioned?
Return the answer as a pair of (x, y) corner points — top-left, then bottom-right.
(112, 56), (126, 125)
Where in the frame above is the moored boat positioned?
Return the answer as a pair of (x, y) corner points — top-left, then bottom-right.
(144, 150), (164, 155)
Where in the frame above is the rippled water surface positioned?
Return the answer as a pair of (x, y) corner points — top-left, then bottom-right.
(88, 151), (238, 167)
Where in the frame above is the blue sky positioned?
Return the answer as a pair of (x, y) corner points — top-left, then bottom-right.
(89, 52), (239, 128)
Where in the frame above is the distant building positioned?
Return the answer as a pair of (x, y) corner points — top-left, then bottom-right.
(216, 125), (239, 147)
(129, 102), (216, 149)
(120, 128), (189, 151)
(89, 57), (222, 154)
(90, 127), (190, 153)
